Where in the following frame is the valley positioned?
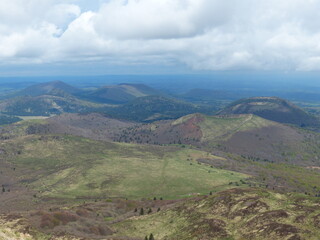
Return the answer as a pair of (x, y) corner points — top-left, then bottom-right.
(0, 81), (319, 239)
(2, 2), (320, 239)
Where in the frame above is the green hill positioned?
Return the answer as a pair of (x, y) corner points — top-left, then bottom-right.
(14, 81), (80, 97)
(217, 96), (319, 127)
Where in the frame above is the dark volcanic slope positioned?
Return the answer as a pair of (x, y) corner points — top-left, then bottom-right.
(217, 96), (319, 127)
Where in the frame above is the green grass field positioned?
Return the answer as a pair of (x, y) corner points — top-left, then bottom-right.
(3, 135), (248, 200)
(199, 114), (275, 141)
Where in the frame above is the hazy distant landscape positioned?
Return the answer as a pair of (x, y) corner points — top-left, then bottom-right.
(1, 0), (320, 239)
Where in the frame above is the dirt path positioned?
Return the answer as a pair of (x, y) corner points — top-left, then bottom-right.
(216, 114), (253, 139)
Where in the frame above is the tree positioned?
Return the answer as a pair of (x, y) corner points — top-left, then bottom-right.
(149, 233), (154, 240)
(140, 208), (144, 215)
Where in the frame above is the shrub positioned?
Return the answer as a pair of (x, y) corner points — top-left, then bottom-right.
(140, 208), (144, 215)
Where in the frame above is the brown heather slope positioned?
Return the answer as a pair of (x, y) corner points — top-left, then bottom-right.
(113, 188), (320, 240)
(9, 113), (139, 141)
(1, 188), (319, 240)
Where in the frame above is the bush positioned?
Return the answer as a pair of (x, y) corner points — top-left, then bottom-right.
(140, 208), (144, 215)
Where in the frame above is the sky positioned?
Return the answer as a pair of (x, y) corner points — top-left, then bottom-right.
(1, 0), (320, 76)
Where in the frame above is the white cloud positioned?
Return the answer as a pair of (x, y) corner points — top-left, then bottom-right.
(1, 0), (320, 72)
(93, 0), (235, 40)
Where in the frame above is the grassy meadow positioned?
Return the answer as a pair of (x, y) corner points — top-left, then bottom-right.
(2, 135), (248, 200)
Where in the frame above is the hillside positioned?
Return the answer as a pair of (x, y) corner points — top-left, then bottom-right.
(217, 96), (320, 127)
(0, 95), (101, 116)
(113, 113), (320, 166)
(20, 113), (320, 194)
(80, 83), (161, 104)
(114, 188), (320, 240)
(100, 95), (213, 122)
(0, 114), (22, 125)
(2, 188), (319, 240)
(113, 113), (308, 162)
(13, 81), (80, 97)
(0, 134), (247, 200)
(19, 112), (320, 195)
(110, 113), (320, 193)
(26, 113), (138, 141)
(0, 116), (320, 239)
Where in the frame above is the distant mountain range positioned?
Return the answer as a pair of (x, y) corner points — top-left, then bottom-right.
(0, 81), (213, 121)
(0, 81), (319, 129)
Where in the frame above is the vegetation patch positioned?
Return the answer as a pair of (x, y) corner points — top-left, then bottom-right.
(2, 135), (248, 199)
(113, 188), (320, 240)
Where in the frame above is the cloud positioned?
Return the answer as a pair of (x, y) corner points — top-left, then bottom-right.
(93, 0), (235, 40)
(0, 0), (320, 72)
